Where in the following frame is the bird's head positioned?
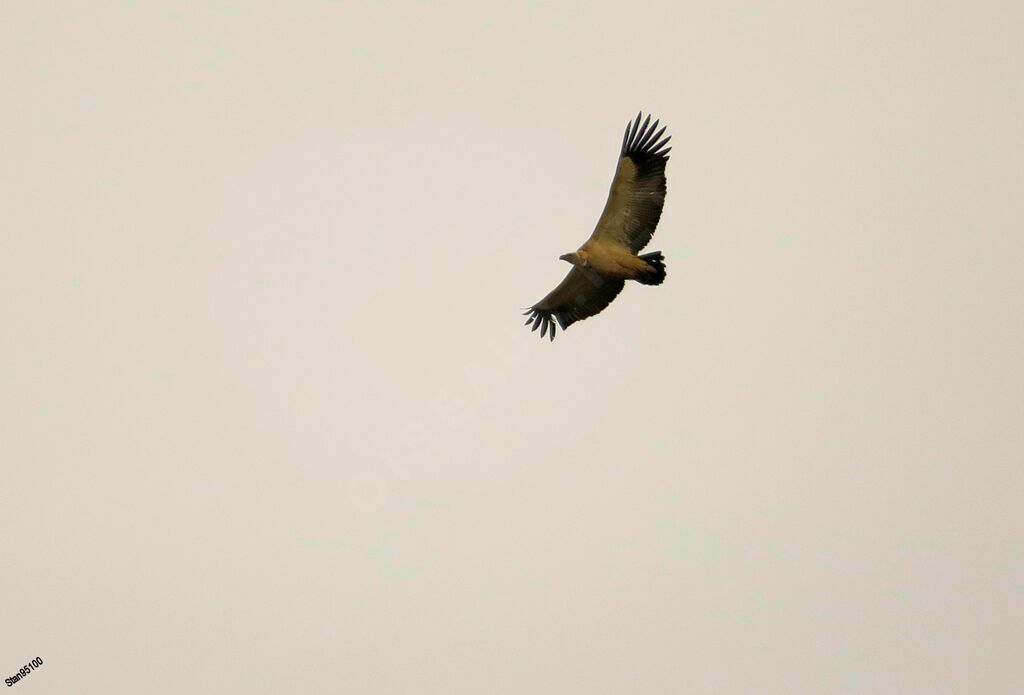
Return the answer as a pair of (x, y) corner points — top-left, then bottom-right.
(559, 251), (588, 267)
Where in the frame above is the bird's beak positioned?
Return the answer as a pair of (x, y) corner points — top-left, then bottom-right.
(559, 253), (571, 262)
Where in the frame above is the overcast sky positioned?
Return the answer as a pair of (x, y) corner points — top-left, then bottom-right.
(3, 2), (1022, 693)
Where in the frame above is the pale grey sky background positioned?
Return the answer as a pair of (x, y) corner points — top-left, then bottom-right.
(2, 2), (1022, 693)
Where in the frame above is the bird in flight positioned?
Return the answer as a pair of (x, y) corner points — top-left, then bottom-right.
(523, 112), (671, 340)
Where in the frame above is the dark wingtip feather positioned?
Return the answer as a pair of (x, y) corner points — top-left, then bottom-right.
(522, 307), (560, 341)
(626, 112), (642, 151)
(649, 135), (671, 156)
(623, 112), (671, 163)
(636, 118), (660, 150)
(630, 114), (651, 150)
(646, 125), (667, 150)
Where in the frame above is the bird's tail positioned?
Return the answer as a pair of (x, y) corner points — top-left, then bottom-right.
(636, 251), (667, 286)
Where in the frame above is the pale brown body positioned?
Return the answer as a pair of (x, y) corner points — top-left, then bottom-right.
(561, 243), (658, 279)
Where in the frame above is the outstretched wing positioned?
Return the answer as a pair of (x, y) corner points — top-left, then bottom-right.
(523, 268), (625, 340)
(589, 112), (671, 253)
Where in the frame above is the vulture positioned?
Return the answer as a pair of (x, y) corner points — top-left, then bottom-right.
(523, 111), (671, 340)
